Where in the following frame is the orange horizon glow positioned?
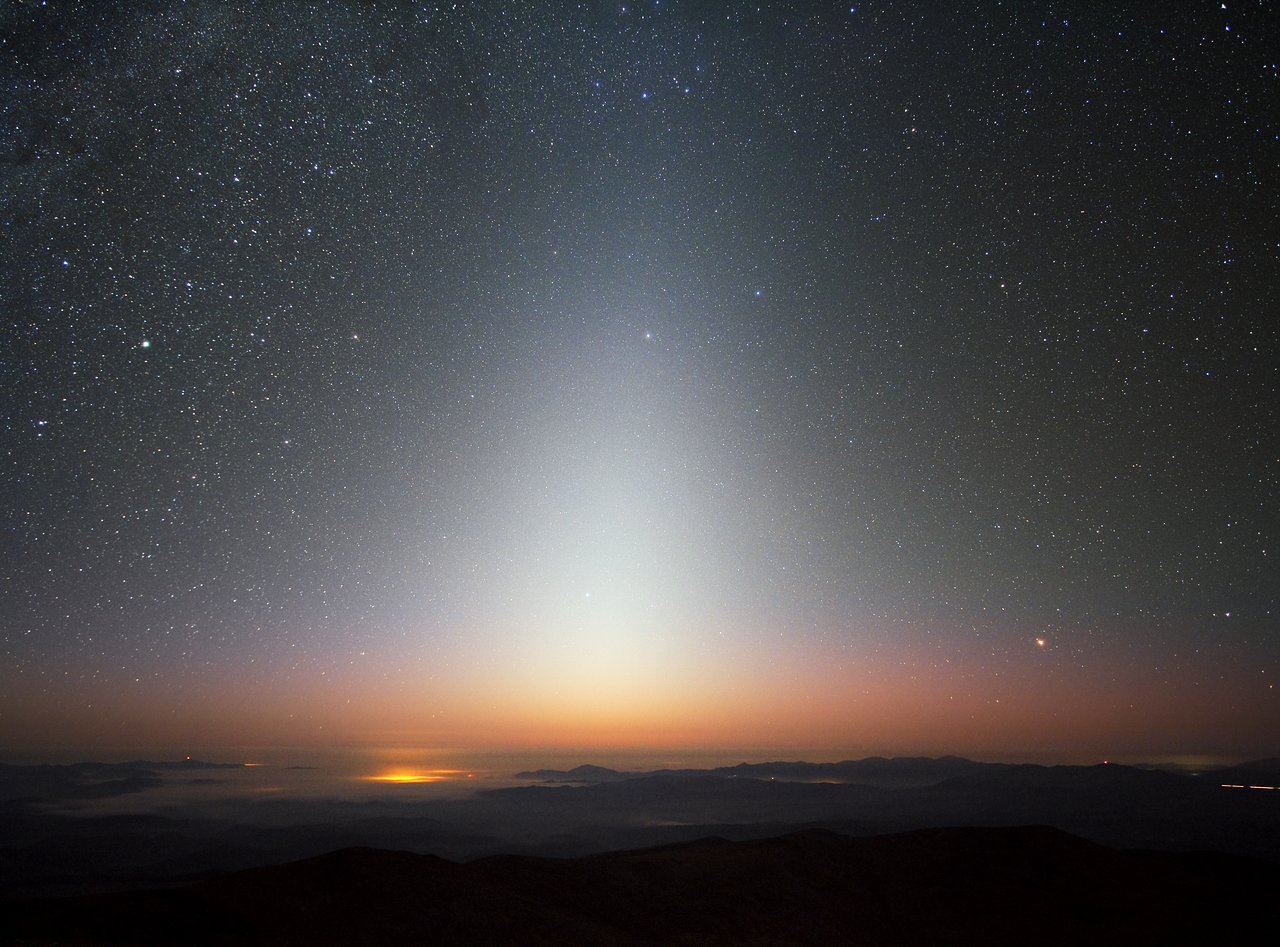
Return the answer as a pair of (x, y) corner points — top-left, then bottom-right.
(2, 627), (1275, 765)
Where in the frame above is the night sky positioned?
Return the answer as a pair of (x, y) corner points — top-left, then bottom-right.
(3, 1), (1276, 762)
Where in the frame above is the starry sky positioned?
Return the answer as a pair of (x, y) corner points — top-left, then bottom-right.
(3, 0), (1277, 762)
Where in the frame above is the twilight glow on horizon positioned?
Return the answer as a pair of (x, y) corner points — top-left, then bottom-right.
(3, 1), (1276, 764)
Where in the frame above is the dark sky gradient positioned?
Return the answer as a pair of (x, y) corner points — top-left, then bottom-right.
(3, 1), (1276, 761)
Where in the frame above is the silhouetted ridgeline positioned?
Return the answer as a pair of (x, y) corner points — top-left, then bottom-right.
(3, 756), (1278, 900)
(4, 827), (1278, 945)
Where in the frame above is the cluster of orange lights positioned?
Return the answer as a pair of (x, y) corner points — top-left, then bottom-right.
(362, 769), (474, 784)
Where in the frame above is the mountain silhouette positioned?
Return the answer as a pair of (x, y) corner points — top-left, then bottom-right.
(5, 826), (1278, 945)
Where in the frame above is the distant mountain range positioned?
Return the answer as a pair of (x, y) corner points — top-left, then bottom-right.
(516, 755), (1280, 787)
(6, 826), (1278, 945)
(0, 759), (241, 805)
(516, 755), (992, 786)
(3, 755), (1278, 903)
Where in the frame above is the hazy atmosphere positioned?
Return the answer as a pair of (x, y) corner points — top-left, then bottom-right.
(4, 0), (1276, 766)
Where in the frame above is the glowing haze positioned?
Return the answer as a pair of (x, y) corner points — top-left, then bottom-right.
(3, 1), (1276, 765)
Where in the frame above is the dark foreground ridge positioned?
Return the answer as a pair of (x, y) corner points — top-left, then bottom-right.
(5, 826), (1278, 946)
